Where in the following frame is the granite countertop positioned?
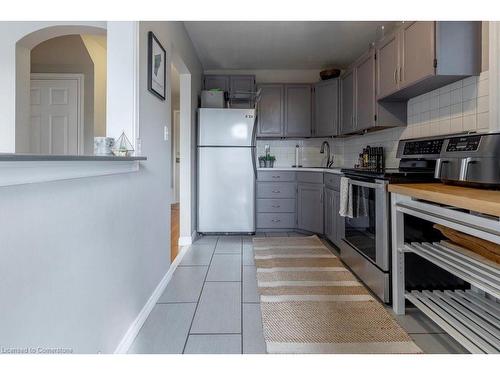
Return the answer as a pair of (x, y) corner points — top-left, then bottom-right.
(0, 154), (147, 162)
(257, 166), (344, 175)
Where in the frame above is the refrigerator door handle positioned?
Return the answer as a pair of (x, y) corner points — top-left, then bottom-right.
(251, 112), (258, 179)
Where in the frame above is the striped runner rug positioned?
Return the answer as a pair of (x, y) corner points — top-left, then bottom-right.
(253, 235), (422, 354)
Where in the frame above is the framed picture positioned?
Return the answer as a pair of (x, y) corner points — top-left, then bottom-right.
(148, 31), (166, 100)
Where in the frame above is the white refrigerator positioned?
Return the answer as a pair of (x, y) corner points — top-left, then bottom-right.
(197, 108), (257, 233)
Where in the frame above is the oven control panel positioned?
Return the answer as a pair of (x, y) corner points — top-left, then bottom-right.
(403, 139), (444, 156)
(446, 135), (481, 152)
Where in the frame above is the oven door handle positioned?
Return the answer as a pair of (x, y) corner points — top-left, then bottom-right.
(348, 178), (386, 190)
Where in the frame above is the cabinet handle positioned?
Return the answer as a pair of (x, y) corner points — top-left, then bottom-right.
(394, 68), (397, 83)
(271, 205), (281, 208)
(272, 175), (281, 179)
(271, 219), (281, 223)
(272, 190), (281, 193)
(399, 66), (402, 83)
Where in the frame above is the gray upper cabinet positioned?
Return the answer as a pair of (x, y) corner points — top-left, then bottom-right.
(399, 21), (436, 89)
(284, 84), (312, 137)
(354, 50), (376, 132)
(340, 70), (355, 135)
(376, 32), (399, 99)
(377, 21), (481, 101)
(313, 79), (339, 137)
(256, 84), (284, 137)
(297, 183), (323, 234)
(341, 48), (406, 135)
(203, 75), (230, 92)
(229, 75), (255, 108)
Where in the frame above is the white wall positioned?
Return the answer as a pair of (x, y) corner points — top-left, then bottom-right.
(106, 22), (138, 147)
(0, 21), (202, 353)
(164, 22), (203, 240)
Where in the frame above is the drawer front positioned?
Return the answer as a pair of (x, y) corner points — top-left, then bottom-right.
(257, 171), (296, 182)
(257, 182), (296, 198)
(297, 172), (323, 184)
(324, 173), (342, 190)
(257, 213), (296, 229)
(257, 198), (296, 213)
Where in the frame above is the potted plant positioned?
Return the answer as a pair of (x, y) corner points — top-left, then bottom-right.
(264, 154), (276, 168)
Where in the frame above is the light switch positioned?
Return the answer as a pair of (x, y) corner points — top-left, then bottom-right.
(164, 126), (169, 141)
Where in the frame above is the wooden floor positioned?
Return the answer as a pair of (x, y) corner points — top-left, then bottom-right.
(171, 203), (180, 261)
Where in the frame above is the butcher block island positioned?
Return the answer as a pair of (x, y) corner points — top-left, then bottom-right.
(389, 182), (500, 354)
(388, 183), (500, 217)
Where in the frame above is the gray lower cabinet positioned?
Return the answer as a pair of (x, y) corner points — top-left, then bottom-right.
(297, 183), (323, 234)
(324, 174), (344, 247)
(333, 190), (345, 246)
(324, 188), (335, 242)
(256, 172), (297, 230)
(313, 79), (339, 137)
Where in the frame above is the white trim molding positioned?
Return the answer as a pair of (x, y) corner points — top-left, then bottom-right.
(114, 244), (190, 354)
(0, 160), (140, 187)
(489, 21), (500, 132)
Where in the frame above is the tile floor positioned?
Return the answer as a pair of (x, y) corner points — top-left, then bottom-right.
(128, 232), (468, 354)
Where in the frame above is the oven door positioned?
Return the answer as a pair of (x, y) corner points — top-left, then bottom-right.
(343, 177), (389, 271)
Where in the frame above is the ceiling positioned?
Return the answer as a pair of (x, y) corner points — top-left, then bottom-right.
(184, 21), (399, 70)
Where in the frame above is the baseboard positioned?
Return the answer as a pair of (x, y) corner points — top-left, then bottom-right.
(114, 244), (190, 354)
(178, 230), (197, 246)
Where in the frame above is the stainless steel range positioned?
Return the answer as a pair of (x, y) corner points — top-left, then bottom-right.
(339, 132), (500, 303)
(340, 137), (441, 303)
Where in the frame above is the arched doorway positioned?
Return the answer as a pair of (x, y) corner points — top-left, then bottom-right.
(15, 24), (107, 155)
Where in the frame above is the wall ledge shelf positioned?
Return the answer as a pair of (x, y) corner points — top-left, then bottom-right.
(0, 154), (146, 187)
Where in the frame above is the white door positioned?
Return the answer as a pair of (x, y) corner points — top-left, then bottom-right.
(30, 78), (81, 154)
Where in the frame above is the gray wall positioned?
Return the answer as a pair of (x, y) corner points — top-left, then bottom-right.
(0, 21), (202, 354)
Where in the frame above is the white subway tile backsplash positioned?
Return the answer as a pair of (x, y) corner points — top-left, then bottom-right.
(439, 106), (451, 121)
(450, 89), (462, 105)
(450, 103), (462, 119)
(462, 75), (478, 87)
(439, 92), (451, 108)
(462, 82), (478, 101)
(429, 95), (439, 110)
(477, 95), (489, 113)
(450, 117), (463, 133)
(448, 80), (463, 91)
(477, 79), (489, 97)
(462, 114), (476, 131)
(477, 112), (489, 130)
(462, 99), (476, 116)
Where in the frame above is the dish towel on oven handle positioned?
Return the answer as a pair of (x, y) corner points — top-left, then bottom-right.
(339, 176), (353, 218)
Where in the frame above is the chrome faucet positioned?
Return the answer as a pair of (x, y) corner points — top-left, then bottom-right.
(320, 141), (333, 168)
